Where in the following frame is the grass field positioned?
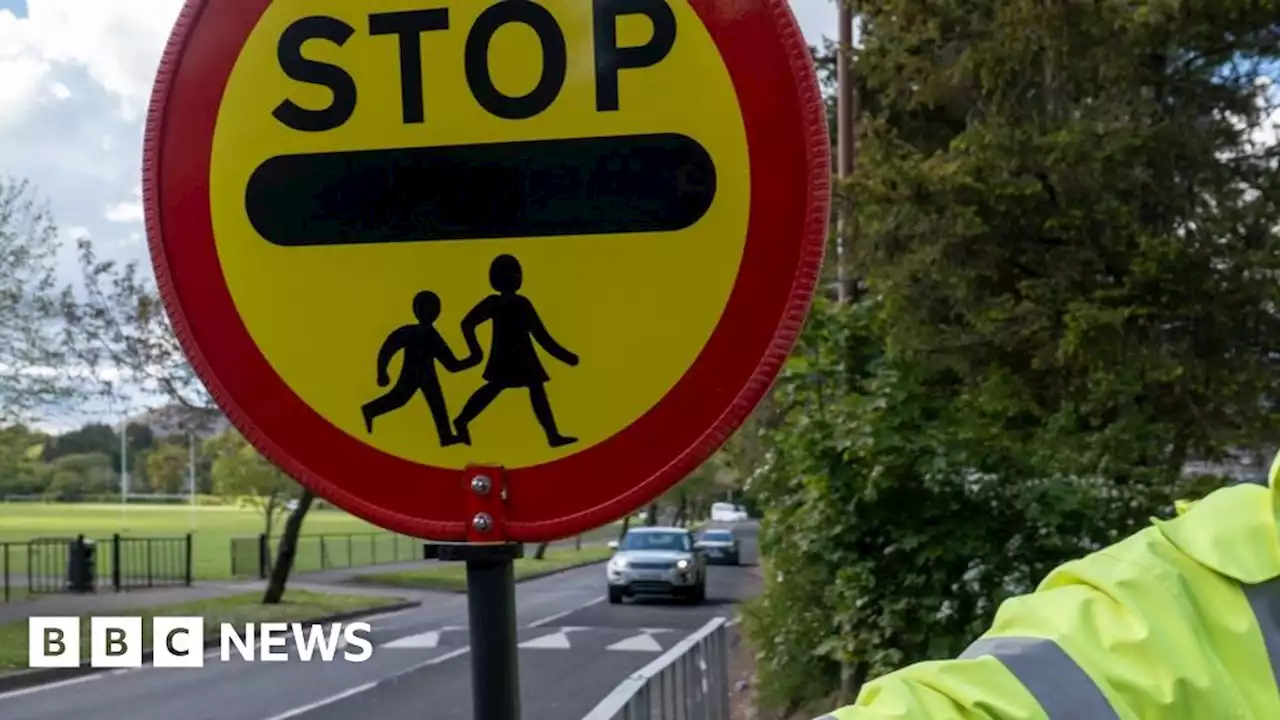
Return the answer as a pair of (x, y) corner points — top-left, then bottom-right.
(0, 502), (390, 541)
(0, 503), (621, 582)
(0, 503), (399, 581)
(0, 589), (403, 670)
(351, 545), (614, 592)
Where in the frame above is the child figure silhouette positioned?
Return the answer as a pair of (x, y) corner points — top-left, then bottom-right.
(454, 255), (579, 448)
(361, 290), (476, 446)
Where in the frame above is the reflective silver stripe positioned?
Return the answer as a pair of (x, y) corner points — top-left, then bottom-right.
(959, 636), (1120, 719)
(1242, 578), (1280, 695)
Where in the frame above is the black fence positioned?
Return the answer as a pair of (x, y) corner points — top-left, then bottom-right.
(1, 534), (193, 602)
(230, 532), (421, 579)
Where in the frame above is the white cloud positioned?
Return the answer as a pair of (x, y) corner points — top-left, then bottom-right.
(105, 185), (142, 223)
(104, 201), (142, 223)
(3, 0), (183, 120)
(0, 1), (172, 291)
(0, 54), (49, 126)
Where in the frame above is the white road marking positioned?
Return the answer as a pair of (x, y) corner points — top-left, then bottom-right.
(419, 646), (470, 666)
(519, 630), (573, 649)
(606, 633), (663, 652)
(260, 682), (377, 720)
(384, 630), (441, 649)
(0, 673), (103, 701)
(258, 646), (474, 720)
(527, 595), (605, 628)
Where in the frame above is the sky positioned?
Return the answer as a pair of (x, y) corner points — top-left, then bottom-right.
(0, 0), (839, 288)
(0, 1), (1272, 431)
(0, 0), (840, 429)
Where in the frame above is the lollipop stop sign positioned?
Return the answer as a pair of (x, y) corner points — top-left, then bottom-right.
(145, 0), (828, 716)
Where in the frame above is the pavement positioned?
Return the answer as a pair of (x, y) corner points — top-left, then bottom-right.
(0, 577), (417, 626)
(0, 522), (760, 720)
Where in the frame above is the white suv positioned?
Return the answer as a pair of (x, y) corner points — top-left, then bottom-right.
(606, 527), (707, 604)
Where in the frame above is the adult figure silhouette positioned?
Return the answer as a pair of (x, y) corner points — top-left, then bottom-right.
(454, 255), (579, 447)
(361, 290), (475, 446)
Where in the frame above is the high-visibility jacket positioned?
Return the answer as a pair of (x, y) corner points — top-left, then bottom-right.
(818, 454), (1280, 719)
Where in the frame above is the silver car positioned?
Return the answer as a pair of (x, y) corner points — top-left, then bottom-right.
(606, 527), (707, 604)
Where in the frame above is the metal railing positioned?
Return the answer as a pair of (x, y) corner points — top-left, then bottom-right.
(230, 531), (422, 578)
(583, 617), (731, 720)
(21, 537), (75, 595)
(2, 534), (193, 602)
(106, 535), (194, 591)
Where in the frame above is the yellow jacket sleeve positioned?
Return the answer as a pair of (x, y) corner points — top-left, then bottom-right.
(817, 653), (1049, 719)
(820, 479), (1280, 720)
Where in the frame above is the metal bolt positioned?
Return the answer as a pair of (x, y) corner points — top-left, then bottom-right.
(472, 512), (492, 533)
(470, 475), (491, 495)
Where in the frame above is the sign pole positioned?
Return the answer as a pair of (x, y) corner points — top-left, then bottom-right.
(466, 550), (521, 720)
(119, 419), (128, 526)
(429, 542), (523, 720)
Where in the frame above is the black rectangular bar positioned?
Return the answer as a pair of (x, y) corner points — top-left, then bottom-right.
(245, 133), (717, 247)
(431, 542), (525, 563)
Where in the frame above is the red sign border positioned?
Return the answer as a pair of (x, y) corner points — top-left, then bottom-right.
(144, 0), (829, 542)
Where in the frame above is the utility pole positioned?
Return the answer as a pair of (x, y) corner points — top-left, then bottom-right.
(188, 428), (197, 529)
(835, 0), (857, 303)
(836, 11), (862, 703)
(119, 419), (129, 524)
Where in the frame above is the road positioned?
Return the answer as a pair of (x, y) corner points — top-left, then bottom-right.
(0, 523), (759, 720)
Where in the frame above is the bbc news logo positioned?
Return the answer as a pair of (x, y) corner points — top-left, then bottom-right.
(29, 617), (373, 668)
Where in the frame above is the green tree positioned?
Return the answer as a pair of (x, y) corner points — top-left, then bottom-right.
(63, 240), (314, 604)
(850, 0), (1280, 463)
(0, 424), (51, 498)
(660, 452), (735, 527)
(207, 430), (298, 540)
(0, 177), (82, 424)
(44, 452), (117, 501)
(43, 422), (118, 462)
(125, 423), (154, 454)
(749, 0), (1280, 712)
(128, 447), (152, 492)
(146, 442), (189, 495)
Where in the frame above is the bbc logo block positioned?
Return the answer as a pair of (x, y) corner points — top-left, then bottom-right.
(28, 617), (79, 668)
(153, 617), (205, 667)
(28, 617), (372, 668)
(90, 617), (143, 668)
(29, 616), (202, 669)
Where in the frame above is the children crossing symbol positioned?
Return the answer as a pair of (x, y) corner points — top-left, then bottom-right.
(362, 255), (579, 448)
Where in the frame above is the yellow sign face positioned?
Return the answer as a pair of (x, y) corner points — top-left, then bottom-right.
(210, 0), (749, 470)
